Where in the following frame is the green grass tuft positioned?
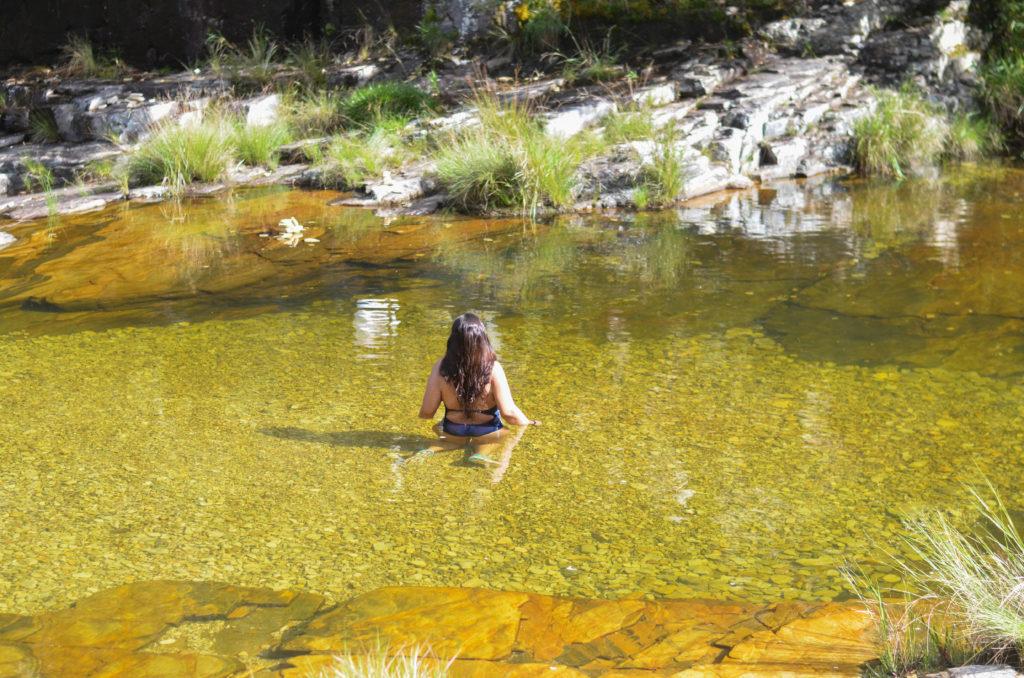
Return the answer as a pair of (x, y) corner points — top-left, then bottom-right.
(901, 482), (1024, 651)
(638, 123), (686, 207)
(435, 94), (604, 217)
(127, 118), (236, 191)
(340, 82), (437, 126)
(287, 38), (333, 90)
(945, 113), (1004, 161)
(230, 119), (293, 168)
(29, 110), (61, 144)
(283, 90), (348, 137)
(602, 108), (656, 144)
(61, 35), (126, 79)
(979, 56), (1024, 145)
(853, 86), (948, 179)
(318, 123), (412, 188)
(559, 35), (623, 85)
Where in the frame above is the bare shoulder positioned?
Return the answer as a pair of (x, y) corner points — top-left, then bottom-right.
(431, 358), (443, 373)
(492, 360), (505, 375)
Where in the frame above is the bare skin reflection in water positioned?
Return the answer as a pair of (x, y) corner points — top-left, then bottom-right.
(396, 422), (528, 485)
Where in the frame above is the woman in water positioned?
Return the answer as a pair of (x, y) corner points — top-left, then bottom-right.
(418, 313), (537, 464)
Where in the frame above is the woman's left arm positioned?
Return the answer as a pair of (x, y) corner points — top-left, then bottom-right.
(418, 361), (443, 419)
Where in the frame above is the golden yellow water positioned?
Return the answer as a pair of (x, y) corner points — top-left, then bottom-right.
(0, 169), (1022, 614)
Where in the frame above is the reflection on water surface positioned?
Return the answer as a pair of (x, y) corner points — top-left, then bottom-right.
(0, 167), (1022, 613)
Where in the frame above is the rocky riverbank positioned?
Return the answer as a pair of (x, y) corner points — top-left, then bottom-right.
(0, 0), (985, 233)
(0, 579), (884, 677)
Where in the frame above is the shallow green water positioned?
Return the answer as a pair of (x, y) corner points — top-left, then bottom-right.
(0, 168), (1022, 613)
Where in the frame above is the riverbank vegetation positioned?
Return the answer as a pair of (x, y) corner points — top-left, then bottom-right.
(855, 484), (1024, 676)
(435, 94), (603, 216)
(853, 87), (1003, 179)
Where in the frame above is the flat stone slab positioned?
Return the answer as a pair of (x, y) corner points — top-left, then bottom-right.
(0, 580), (887, 676)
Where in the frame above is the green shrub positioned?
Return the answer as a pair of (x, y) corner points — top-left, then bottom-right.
(435, 95), (602, 216)
(853, 87), (948, 179)
(230, 119), (293, 168)
(945, 113), (1004, 161)
(127, 118), (235, 190)
(340, 83), (437, 126)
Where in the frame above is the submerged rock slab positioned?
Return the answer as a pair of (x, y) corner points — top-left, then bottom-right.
(0, 581), (881, 677)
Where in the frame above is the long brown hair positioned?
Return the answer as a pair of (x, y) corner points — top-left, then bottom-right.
(439, 313), (496, 407)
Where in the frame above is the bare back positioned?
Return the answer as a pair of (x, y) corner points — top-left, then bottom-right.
(439, 369), (498, 424)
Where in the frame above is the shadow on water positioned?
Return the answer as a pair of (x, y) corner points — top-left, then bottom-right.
(260, 426), (441, 452)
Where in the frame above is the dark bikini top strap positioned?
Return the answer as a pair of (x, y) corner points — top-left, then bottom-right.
(445, 405), (498, 415)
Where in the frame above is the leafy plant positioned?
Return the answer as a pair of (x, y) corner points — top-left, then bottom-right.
(979, 56), (1024, 145)
(516, 1), (567, 54)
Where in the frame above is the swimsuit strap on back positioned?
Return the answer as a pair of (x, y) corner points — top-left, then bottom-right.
(445, 405), (498, 415)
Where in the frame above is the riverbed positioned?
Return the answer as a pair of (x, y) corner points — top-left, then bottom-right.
(0, 167), (1021, 614)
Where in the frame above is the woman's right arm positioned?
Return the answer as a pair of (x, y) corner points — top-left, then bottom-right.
(491, 362), (537, 426)
(418, 360), (443, 419)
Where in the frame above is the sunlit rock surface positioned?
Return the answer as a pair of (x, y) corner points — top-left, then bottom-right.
(0, 581), (879, 677)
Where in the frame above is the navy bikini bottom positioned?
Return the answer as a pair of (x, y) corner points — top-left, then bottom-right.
(442, 407), (504, 437)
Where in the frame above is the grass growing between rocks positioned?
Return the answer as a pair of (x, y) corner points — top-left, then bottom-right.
(339, 83), (437, 127)
(637, 123), (686, 207)
(61, 35), (127, 79)
(126, 119), (236, 191)
(230, 119), (293, 168)
(313, 648), (452, 678)
(979, 56), (1024, 146)
(602, 107), (656, 144)
(435, 94), (605, 216)
(854, 87), (1003, 178)
(313, 120), (416, 188)
(854, 483), (1024, 676)
(853, 87), (948, 179)
(945, 113), (1004, 162)
(284, 91), (348, 137)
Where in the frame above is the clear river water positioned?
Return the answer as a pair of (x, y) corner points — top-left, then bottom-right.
(0, 166), (1021, 614)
